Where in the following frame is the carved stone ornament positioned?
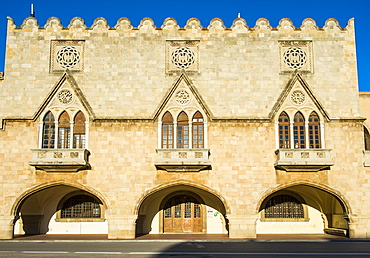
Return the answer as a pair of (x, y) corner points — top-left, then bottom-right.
(284, 47), (306, 69)
(57, 89), (74, 105)
(57, 46), (81, 69)
(166, 40), (199, 73)
(290, 90), (306, 105)
(279, 41), (313, 73)
(175, 90), (190, 105)
(51, 40), (85, 73)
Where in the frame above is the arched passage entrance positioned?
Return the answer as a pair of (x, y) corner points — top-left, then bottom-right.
(12, 181), (108, 236)
(135, 181), (228, 236)
(256, 183), (350, 236)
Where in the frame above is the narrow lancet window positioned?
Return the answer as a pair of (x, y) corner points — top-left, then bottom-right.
(308, 112), (321, 148)
(162, 112), (174, 149)
(177, 111), (189, 148)
(42, 111), (55, 148)
(278, 112), (290, 148)
(192, 111), (204, 148)
(73, 111), (86, 148)
(293, 112), (305, 148)
(58, 111), (70, 148)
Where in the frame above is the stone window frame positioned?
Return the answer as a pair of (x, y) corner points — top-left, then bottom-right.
(55, 191), (105, 222)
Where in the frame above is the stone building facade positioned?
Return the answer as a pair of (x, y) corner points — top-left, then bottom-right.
(0, 15), (369, 239)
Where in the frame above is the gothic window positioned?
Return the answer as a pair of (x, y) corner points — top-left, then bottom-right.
(192, 112), (204, 148)
(73, 111), (86, 148)
(61, 195), (101, 218)
(162, 112), (174, 149)
(308, 112), (321, 148)
(58, 111), (71, 148)
(365, 126), (370, 151)
(177, 111), (189, 148)
(265, 194), (304, 219)
(293, 112), (306, 148)
(278, 112), (290, 148)
(42, 111), (55, 148)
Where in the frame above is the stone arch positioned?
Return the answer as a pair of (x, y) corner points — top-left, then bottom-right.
(11, 181), (108, 236)
(11, 180), (108, 216)
(134, 180), (229, 236)
(255, 181), (351, 215)
(135, 180), (229, 215)
(255, 181), (351, 236)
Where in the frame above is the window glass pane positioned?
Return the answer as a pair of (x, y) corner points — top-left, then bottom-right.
(42, 112), (56, 148)
(61, 195), (101, 218)
(265, 195), (304, 219)
(278, 112), (290, 148)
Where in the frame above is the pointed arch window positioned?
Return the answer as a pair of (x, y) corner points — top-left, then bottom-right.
(73, 111), (86, 148)
(308, 112), (321, 148)
(58, 111), (71, 148)
(162, 112), (174, 149)
(293, 112), (305, 148)
(192, 112), (204, 148)
(278, 112), (290, 148)
(42, 111), (55, 148)
(177, 111), (189, 148)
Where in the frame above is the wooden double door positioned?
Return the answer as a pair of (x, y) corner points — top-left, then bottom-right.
(163, 195), (203, 233)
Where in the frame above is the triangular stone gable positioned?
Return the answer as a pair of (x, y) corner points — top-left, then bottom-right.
(33, 71), (95, 121)
(269, 71), (330, 121)
(153, 71), (213, 121)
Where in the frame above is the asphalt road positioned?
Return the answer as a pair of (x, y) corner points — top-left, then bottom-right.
(1, 240), (370, 257)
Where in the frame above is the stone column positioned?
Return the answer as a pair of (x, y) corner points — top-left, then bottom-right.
(348, 215), (370, 238)
(226, 214), (258, 239)
(21, 215), (43, 235)
(107, 215), (137, 239)
(0, 216), (14, 239)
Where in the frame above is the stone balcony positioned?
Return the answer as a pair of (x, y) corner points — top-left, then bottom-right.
(275, 149), (334, 172)
(155, 149), (211, 172)
(364, 151), (370, 167)
(29, 149), (90, 172)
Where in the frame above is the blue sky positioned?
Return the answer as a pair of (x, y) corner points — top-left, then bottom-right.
(0, 0), (369, 91)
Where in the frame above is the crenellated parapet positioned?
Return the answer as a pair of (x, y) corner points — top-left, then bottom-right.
(6, 16), (354, 33)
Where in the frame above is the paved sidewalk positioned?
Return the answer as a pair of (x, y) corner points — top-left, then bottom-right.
(7, 233), (351, 241)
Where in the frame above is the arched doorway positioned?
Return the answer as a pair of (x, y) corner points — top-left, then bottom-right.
(163, 193), (203, 233)
(135, 181), (228, 236)
(256, 184), (350, 236)
(12, 182), (108, 236)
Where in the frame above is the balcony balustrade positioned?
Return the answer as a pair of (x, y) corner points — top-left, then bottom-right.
(29, 149), (90, 172)
(275, 149), (334, 172)
(155, 149), (211, 172)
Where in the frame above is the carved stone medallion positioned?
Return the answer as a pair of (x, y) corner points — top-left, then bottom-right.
(58, 89), (74, 105)
(290, 90), (305, 105)
(175, 90), (190, 105)
(51, 40), (85, 72)
(166, 40), (199, 73)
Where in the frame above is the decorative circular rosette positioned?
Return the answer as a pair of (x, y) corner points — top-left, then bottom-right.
(171, 47), (195, 69)
(284, 47), (307, 70)
(57, 46), (81, 69)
